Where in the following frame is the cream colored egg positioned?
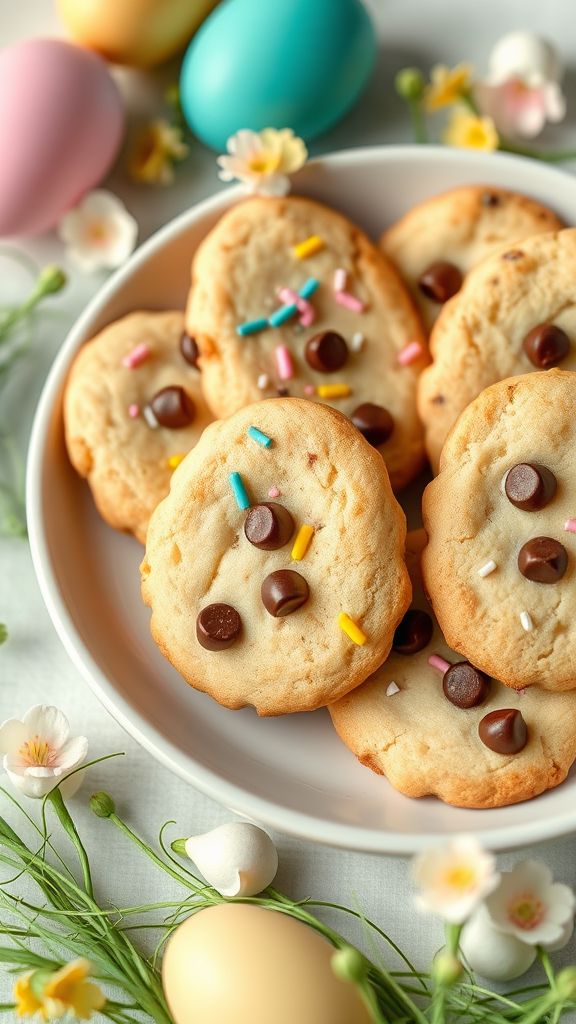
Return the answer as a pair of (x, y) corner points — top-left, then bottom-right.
(162, 904), (372, 1024)
(56, 0), (219, 68)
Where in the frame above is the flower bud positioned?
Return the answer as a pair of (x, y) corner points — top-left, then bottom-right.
(556, 967), (576, 1001)
(331, 946), (367, 985)
(433, 951), (463, 986)
(36, 265), (67, 296)
(90, 792), (115, 818)
(395, 67), (425, 101)
(0, 623), (7, 645)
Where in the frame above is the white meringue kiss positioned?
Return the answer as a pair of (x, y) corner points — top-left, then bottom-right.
(184, 822), (278, 897)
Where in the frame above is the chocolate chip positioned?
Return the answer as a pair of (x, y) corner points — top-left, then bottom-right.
(518, 537), (568, 583)
(503, 249), (524, 261)
(180, 333), (200, 368)
(351, 403), (394, 447)
(150, 386), (195, 428)
(244, 503), (294, 550)
(505, 463), (557, 511)
(443, 661), (490, 709)
(431, 394), (445, 405)
(276, 386), (290, 397)
(522, 323), (570, 368)
(481, 192), (500, 207)
(196, 603), (241, 650)
(304, 331), (348, 372)
(417, 261), (463, 303)
(392, 609), (433, 654)
(261, 569), (309, 617)
(478, 709), (528, 755)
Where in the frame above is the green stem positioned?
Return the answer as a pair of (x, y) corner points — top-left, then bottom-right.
(409, 99), (428, 144)
(537, 946), (557, 990)
(109, 815), (201, 892)
(0, 267), (65, 344)
(47, 789), (93, 898)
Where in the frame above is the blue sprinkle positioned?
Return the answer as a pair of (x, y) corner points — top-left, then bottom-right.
(299, 277), (320, 299)
(236, 317), (269, 336)
(248, 426), (273, 448)
(229, 471), (251, 510)
(268, 303), (298, 327)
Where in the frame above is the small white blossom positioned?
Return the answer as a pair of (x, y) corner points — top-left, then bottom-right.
(412, 836), (500, 924)
(485, 860), (575, 948)
(184, 821), (278, 897)
(58, 190), (138, 273)
(476, 32), (566, 138)
(0, 705), (88, 799)
(217, 128), (307, 197)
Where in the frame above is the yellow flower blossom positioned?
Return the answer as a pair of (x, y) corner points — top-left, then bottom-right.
(443, 109), (500, 151)
(217, 128), (308, 196)
(14, 960), (105, 1020)
(128, 120), (189, 185)
(425, 63), (473, 111)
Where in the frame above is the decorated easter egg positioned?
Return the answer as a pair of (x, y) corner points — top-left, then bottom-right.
(179, 0), (377, 150)
(56, 0), (219, 69)
(162, 904), (372, 1024)
(0, 39), (124, 237)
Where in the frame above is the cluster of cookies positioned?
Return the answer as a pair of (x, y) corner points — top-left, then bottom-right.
(64, 183), (576, 810)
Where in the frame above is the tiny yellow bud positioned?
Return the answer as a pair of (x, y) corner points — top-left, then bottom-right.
(37, 265), (67, 296)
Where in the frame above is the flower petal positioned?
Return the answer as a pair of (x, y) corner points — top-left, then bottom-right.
(6, 767), (56, 798)
(0, 718), (27, 754)
(55, 736), (88, 771)
(22, 706), (70, 750)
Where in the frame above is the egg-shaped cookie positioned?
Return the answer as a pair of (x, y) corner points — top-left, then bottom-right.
(64, 311), (214, 543)
(141, 398), (411, 715)
(419, 228), (576, 471)
(330, 531), (576, 808)
(381, 185), (562, 332)
(186, 196), (428, 491)
(422, 371), (576, 692)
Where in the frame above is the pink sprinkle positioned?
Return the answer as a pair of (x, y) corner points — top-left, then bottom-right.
(279, 286), (316, 327)
(304, 384), (315, 395)
(335, 291), (365, 313)
(278, 286), (300, 306)
(122, 342), (150, 369)
(398, 341), (424, 366)
(128, 403), (140, 418)
(428, 654), (451, 674)
(333, 268), (347, 292)
(275, 344), (294, 381)
(268, 486), (281, 498)
(565, 518), (576, 533)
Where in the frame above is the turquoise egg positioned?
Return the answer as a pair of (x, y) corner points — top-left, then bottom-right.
(179, 0), (377, 151)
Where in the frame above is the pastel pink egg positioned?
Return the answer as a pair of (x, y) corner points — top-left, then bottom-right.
(0, 38), (125, 237)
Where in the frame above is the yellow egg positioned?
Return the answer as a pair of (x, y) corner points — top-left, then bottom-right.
(162, 904), (372, 1024)
(56, 0), (219, 68)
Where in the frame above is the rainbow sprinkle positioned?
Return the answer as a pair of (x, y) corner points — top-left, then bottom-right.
(386, 681), (400, 696)
(122, 342), (150, 369)
(316, 383), (351, 399)
(299, 277), (320, 299)
(350, 332), (365, 352)
(248, 425), (273, 448)
(275, 345), (295, 381)
(269, 303), (299, 327)
(333, 268), (347, 292)
(257, 373), (270, 389)
(293, 235), (324, 259)
(428, 654), (451, 674)
(167, 453), (186, 470)
(128, 403), (140, 418)
(565, 519), (576, 533)
(477, 559), (497, 578)
(335, 291), (365, 313)
(291, 523), (314, 561)
(237, 317), (269, 336)
(229, 471), (251, 510)
(398, 341), (424, 366)
(268, 486), (281, 498)
(520, 611), (533, 632)
(143, 405), (159, 429)
(338, 612), (367, 646)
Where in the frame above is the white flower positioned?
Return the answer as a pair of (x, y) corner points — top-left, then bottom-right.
(184, 822), (278, 897)
(412, 836), (500, 924)
(58, 190), (138, 273)
(475, 32), (566, 138)
(460, 905), (536, 981)
(0, 705), (88, 799)
(217, 128), (307, 197)
(485, 860), (575, 948)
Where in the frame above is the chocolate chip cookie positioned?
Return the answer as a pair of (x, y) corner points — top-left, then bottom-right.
(141, 398), (411, 715)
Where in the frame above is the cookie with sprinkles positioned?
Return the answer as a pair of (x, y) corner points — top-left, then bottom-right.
(418, 228), (576, 471)
(141, 398), (411, 715)
(422, 370), (576, 692)
(64, 311), (214, 543)
(185, 195), (428, 491)
(380, 184), (562, 333)
(330, 531), (576, 808)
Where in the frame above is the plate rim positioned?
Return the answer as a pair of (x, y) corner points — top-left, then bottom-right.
(27, 143), (576, 854)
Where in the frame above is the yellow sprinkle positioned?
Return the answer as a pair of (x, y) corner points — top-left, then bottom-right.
(167, 453), (186, 470)
(291, 523), (314, 560)
(293, 235), (325, 259)
(316, 383), (351, 399)
(338, 612), (367, 646)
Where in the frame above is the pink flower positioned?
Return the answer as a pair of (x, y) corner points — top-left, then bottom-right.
(485, 860), (575, 948)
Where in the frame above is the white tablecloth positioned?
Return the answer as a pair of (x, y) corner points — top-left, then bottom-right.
(1, 0), (576, 1016)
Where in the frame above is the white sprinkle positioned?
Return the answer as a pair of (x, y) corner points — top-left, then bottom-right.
(350, 332), (365, 352)
(143, 405), (159, 429)
(386, 681), (400, 696)
(520, 611), (533, 632)
(333, 267), (347, 292)
(477, 559), (497, 578)
(257, 373), (270, 390)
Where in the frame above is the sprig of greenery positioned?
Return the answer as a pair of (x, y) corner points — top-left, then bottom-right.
(0, 769), (574, 1023)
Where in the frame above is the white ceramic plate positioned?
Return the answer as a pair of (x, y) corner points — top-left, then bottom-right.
(27, 145), (576, 853)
